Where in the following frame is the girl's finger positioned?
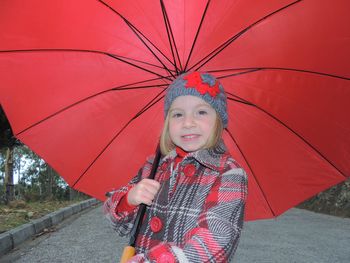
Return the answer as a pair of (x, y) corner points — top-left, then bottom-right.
(141, 179), (160, 189)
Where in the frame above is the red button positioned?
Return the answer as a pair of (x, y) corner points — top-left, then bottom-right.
(158, 252), (175, 263)
(150, 216), (163, 233)
(183, 164), (196, 177)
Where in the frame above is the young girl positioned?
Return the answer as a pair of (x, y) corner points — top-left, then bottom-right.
(104, 71), (247, 262)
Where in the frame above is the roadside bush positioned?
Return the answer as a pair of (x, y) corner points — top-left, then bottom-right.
(299, 179), (350, 218)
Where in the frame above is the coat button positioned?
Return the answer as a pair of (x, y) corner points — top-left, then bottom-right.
(158, 252), (175, 263)
(150, 216), (163, 233)
(183, 164), (196, 177)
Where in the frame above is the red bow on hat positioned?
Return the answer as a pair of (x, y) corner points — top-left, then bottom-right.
(184, 72), (220, 97)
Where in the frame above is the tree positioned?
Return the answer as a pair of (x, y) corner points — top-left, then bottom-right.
(0, 106), (87, 203)
(0, 105), (20, 204)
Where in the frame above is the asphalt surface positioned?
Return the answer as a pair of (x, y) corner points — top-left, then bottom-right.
(1, 205), (349, 263)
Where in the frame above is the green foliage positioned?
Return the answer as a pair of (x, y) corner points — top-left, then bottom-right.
(0, 106), (88, 204)
(0, 150), (4, 182)
(0, 105), (20, 149)
(0, 144), (83, 204)
(299, 178), (350, 218)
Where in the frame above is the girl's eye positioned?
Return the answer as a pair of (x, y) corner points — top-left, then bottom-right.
(172, 112), (183, 118)
(198, 110), (208, 115)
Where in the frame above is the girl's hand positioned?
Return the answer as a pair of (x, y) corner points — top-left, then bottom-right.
(126, 253), (147, 263)
(127, 179), (160, 206)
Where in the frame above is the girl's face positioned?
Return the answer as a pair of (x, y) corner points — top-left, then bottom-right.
(168, 95), (217, 152)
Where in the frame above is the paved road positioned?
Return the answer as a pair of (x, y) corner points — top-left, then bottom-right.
(2, 205), (349, 263)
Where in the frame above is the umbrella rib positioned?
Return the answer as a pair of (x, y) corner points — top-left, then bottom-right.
(226, 96), (254, 107)
(220, 67), (348, 177)
(98, 0), (175, 78)
(110, 54), (175, 72)
(188, 0), (302, 71)
(72, 90), (166, 188)
(160, 0), (183, 74)
(0, 48), (159, 68)
(121, 19), (175, 78)
(224, 128), (277, 218)
(160, 1), (179, 74)
(15, 77), (169, 136)
(109, 53), (173, 80)
(226, 94), (348, 179)
(111, 83), (168, 91)
(261, 67), (350, 80)
(215, 68), (262, 79)
(215, 67), (350, 81)
(0, 48), (174, 80)
(184, 0), (211, 71)
(134, 94), (166, 120)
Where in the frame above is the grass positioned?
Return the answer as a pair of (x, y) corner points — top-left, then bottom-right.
(0, 199), (88, 234)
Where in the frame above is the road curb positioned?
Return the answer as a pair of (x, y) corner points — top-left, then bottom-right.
(0, 198), (101, 256)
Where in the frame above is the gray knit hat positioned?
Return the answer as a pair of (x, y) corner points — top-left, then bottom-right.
(164, 71), (228, 127)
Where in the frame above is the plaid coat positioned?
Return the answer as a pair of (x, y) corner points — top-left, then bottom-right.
(104, 142), (247, 262)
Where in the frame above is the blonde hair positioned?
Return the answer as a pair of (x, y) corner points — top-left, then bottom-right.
(160, 111), (224, 155)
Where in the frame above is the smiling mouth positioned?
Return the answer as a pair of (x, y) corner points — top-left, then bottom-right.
(181, 134), (200, 140)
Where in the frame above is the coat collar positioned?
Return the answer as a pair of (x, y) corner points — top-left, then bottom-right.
(160, 140), (229, 172)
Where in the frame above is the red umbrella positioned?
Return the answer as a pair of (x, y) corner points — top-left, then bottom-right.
(0, 0), (349, 221)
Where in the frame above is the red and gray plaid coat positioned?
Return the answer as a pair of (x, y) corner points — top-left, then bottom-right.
(104, 142), (247, 262)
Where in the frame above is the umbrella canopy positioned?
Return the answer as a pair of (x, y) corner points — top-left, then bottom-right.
(0, 0), (349, 221)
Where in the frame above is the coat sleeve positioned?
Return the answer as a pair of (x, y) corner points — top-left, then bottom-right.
(103, 157), (154, 236)
(146, 165), (248, 262)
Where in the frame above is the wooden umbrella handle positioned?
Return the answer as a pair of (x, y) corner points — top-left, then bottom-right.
(120, 246), (136, 263)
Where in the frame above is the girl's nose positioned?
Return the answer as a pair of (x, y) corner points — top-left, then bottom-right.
(183, 115), (195, 128)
